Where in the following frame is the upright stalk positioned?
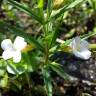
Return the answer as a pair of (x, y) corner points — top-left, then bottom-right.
(43, 24), (49, 65)
(43, 0), (53, 65)
(25, 72), (32, 96)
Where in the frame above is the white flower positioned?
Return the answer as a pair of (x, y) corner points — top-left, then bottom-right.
(70, 36), (91, 60)
(1, 36), (27, 63)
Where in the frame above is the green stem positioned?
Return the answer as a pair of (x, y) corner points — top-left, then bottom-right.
(90, 0), (96, 10)
(43, 20), (50, 65)
(24, 52), (32, 96)
(43, 0), (54, 65)
(25, 72), (32, 96)
(45, 44), (49, 64)
(43, 24), (49, 65)
(89, 44), (96, 49)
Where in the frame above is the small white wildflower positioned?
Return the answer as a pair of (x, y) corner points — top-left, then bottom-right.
(70, 36), (91, 60)
(1, 36), (27, 63)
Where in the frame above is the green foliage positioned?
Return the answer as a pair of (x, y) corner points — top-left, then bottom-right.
(38, 0), (44, 8)
(7, 0), (43, 24)
(50, 0), (84, 22)
(42, 66), (52, 96)
(50, 62), (69, 80)
(0, 0), (96, 95)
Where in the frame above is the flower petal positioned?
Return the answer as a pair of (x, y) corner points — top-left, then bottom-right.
(13, 51), (21, 63)
(80, 40), (89, 51)
(73, 50), (91, 60)
(1, 39), (13, 50)
(70, 36), (81, 50)
(14, 36), (27, 50)
(2, 50), (13, 60)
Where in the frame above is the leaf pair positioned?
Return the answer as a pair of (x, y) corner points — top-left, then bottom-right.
(42, 62), (69, 96)
(7, 0), (84, 24)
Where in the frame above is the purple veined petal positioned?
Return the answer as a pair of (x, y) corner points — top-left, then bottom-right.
(73, 50), (91, 60)
(2, 50), (13, 60)
(13, 36), (27, 51)
(1, 39), (13, 50)
(13, 51), (21, 63)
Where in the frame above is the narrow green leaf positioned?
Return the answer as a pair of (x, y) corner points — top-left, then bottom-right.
(49, 26), (59, 48)
(47, 0), (53, 16)
(49, 0), (83, 22)
(22, 52), (34, 72)
(7, 63), (18, 75)
(50, 62), (69, 80)
(0, 21), (44, 52)
(7, 0), (43, 24)
(81, 27), (96, 40)
(66, 0), (84, 9)
(37, 0), (44, 22)
(38, 0), (44, 8)
(42, 67), (52, 96)
(89, 0), (96, 10)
